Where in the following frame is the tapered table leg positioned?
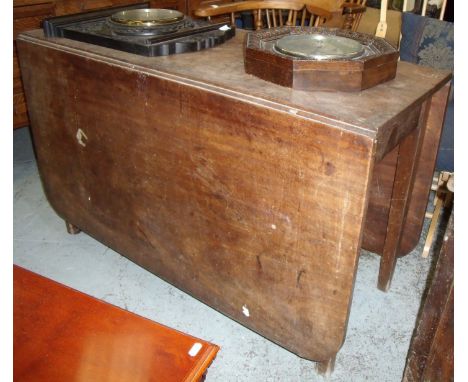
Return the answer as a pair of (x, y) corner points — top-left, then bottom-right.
(316, 355), (336, 377)
(65, 221), (81, 235)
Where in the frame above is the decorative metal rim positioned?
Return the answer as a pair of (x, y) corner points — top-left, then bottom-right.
(273, 34), (365, 60)
(110, 9), (185, 27)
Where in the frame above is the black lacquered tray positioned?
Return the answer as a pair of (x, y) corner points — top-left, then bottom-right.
(43, 3), (235, 57)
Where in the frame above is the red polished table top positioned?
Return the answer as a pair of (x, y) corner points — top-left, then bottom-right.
(14, 265), (219, 382)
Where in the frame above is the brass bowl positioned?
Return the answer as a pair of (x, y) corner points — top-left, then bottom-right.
(274, 34), (365, 60)
(110, 8), (184, 27)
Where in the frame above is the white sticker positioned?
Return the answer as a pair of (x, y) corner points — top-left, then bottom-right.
(188, 342), (203, 357)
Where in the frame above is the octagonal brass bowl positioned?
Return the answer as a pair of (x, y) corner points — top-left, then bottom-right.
(274, 34), (365, 60)
(110, 9), (184, 27)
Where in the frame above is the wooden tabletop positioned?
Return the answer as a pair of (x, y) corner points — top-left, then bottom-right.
(14, 265), (219, 382)
(19, 29), (451, 140)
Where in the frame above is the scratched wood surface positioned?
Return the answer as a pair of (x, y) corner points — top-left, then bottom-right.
(17, 30), (450, 362)
(19, 29), (451, 257)
(18, 33), (375, 362)
(14, 265), (219, 382)
(18, 30), (450, 143)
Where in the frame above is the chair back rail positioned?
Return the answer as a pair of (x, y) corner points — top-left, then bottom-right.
(194, 0), (335, 29)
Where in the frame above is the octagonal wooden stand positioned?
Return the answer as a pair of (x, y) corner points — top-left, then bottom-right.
(244, 26), (399, 92)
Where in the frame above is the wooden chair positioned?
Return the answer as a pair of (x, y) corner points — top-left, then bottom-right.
(304, 3), (337, 27)
(194, 0), (333, 30)
(306, 0), (367, 28)
(422, 171), (453, 258)
(420, 0), (448, 20)
(341, 0), (367, 31)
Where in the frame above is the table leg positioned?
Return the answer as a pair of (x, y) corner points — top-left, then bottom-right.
(316, 355), (336, 377)
(377, 101), (430, 291)
(65, 221), (81, 235)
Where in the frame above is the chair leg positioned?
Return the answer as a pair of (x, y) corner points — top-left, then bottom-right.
(422, 194), (443, 258)
(65, 221), (81, 235)
(422, 171), (453, 258)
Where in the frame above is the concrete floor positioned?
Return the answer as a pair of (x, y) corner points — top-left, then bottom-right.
(14, 126), (435, 381)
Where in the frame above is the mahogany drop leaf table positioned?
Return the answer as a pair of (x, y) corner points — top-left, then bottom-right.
(17, 29), (451, 370)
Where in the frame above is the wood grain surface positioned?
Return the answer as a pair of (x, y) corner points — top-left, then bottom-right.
(18, 29), (451, 258)
(363, 84), (451, 256)
(377, 102), (429, 291)
(13, 2), (55, 129)
(17, 29), (450, 362)
(14, 265), (219, 382)
(402, 211), (454, 381)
